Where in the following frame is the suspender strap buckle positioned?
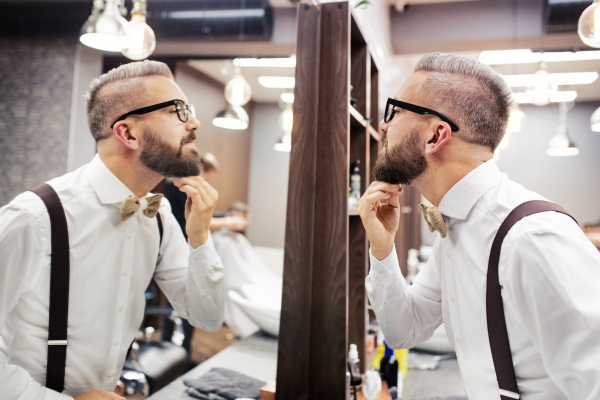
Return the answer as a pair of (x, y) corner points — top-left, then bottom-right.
(48, 340), (68, 345)
(499, 389), (520, 399)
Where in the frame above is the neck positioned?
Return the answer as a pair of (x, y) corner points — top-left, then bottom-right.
(412, 146), (492, 207)
(98, 145), (163, 198)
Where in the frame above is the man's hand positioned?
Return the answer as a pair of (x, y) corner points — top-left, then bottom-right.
(357, 181), (403, 260)
(73, 390), (125, 399)
(173, 176), (219, 248)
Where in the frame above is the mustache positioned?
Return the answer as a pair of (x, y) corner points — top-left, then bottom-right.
(180, 130), (197, 147)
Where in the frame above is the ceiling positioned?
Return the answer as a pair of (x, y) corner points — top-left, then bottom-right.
(187, 59), (295, 103)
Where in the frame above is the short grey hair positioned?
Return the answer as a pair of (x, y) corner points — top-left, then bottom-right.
(85, 60), (174, 142)
(414, 53), (514, 151)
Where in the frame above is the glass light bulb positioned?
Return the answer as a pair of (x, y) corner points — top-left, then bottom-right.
(80, 0), (130, 52)
(279, 106), (293, 132)
(121, 14), (156, 60)
(507, 106), (526, 133)
(224, 74), (252, 106)
(526, 66), (558, 106)
(578, 0), (600, 48)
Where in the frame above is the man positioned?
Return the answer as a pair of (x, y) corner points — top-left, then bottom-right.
(359, 53), (600, 399)
(0, 61), (225, 399)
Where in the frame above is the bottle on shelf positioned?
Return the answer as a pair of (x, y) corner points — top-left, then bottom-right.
(348, 343), (362, 385)
(350, 160), (361, 199)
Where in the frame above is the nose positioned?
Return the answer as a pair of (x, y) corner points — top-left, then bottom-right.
(379, 118), (389, 133)
(187, 114), (200, 131)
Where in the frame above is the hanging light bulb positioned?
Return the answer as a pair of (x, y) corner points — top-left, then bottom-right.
(507, 105), (526, 133)
(121, 0), (156, 60)
(590, 106), (600, 132)
(212, 104), (249, 130)
(526, 61), (558, 106)
(274, 130), (292, 152)
(279, 105), (293, 133)
(80, 0), (130, 52)
(224, 72), (252, 106)
(578, 0), (600, 48)
(547, 102), (579, 156)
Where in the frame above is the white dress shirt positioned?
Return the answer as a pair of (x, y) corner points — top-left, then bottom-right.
(366, 160), (600, 400)
(0, 155), (225, 399)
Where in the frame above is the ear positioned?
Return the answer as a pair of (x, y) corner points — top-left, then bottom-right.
(112, 121), (141, 151)
(424, 121), (452, 155)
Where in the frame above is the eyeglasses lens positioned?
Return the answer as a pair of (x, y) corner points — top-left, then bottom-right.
(385, 103), (393, 123)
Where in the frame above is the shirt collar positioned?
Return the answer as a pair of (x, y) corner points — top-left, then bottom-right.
(438, 160), (501, 221)
(85, 154), (135, 205)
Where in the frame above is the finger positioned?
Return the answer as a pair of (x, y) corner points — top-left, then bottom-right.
(177, 184), (206, 211)
(174, 177), (212, 205)
(175, 175), (218, 201)
(387, 189), (403, 208)
(362, 191), (391, 208)
(363, 181), (402, 197)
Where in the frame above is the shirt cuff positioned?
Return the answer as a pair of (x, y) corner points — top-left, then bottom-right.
(368, 245), (403, 287)
(188, 231), (220, 266)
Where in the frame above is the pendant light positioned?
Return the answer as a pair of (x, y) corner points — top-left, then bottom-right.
(526, 61), (558, 106)
(224, 70), (252, 106)
(80, 0), (130, 52)
(547, 102), (579, 156)
(507, 105), (526, 133)
(274, 104), (293, 152)
(578, 0), (600, 48)
(591, 106), (600, 132)
(121, 0), (156, 60)
(212, 104), (249, 130)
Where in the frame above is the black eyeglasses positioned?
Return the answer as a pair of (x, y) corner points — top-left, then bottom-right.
(111, 99), (196, 128)
(384, 98), (459, 132)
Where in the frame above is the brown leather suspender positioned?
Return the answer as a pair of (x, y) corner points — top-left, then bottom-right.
(487, 200), (577, 400)
(30, 183), (70, 392)
(30, 183), (164, 393)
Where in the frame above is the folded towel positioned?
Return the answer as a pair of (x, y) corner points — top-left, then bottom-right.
(184, 368), (266, 400)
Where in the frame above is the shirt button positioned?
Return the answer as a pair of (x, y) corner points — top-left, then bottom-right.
(456, 336), (461, 344)
(107, 371), (114, 378)
(127, 232), (133, 239)
(118, 306), (124, 312)
(123, 269), (129, 277)
(449, 295), (455, 302)
(191, 258), (198, 263)
(114, 340), (120, 346)
(380, 270), (388, 277)
(445, 250), (450, 258)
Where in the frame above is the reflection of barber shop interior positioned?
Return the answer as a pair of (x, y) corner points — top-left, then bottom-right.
(2, 0), (600, 399)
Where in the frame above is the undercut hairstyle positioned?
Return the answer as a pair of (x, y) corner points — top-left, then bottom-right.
(414, 53), (514, 151)
(85, 60), (174, 142)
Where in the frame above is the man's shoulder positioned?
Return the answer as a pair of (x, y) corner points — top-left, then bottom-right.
(6, 164), (91, 219)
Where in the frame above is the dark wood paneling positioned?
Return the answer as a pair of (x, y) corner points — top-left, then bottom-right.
(308, 3), (350, 399)
(351, 45), (368, 118)
(370, 60), (379, 123)
(348, 215), (368, 373)
(275, 4), (321, 400)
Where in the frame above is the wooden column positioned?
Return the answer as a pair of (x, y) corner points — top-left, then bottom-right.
(276, 3), (350, 399)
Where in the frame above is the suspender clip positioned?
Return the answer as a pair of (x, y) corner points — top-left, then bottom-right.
(48, 340), (67, 345)
(499, 389), (520, 399)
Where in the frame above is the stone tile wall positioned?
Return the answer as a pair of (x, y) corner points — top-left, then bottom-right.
(0, 38), (76, 206)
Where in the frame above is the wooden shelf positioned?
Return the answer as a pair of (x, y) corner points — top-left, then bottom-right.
(368, 125), (381, 142)
(350, 105), (369, 127)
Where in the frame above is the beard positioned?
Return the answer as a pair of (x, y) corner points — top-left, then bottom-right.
(373, 128), (428, 185)
(139, 127), (202, 178)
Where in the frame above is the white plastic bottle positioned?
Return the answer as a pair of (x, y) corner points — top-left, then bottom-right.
(348, 343), (361, 383)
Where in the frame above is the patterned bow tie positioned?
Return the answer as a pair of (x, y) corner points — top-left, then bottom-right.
(120, 193), (163, 222)
(418, 204), (447, 238)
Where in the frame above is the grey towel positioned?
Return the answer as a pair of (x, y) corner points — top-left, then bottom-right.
(184, 368), (266, 400)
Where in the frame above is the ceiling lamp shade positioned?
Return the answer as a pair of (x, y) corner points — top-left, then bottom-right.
(547, 102), (579, 156)
(591, 106), (600, 132)
(578, 0), (600, 48)
(279, 105), (293, 133)
(121, 0), (156, 60)
(80, 0), (130, 52)
(526, 61), (558, 106)
(225, 73), (252, 106)
(212, 104), (249, 130)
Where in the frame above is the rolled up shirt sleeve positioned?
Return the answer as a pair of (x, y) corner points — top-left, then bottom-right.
(366, 244), (443, 349)
(153, 206), (225, 332)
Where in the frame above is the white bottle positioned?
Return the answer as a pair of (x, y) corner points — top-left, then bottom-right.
(348, 343), (361, 383)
